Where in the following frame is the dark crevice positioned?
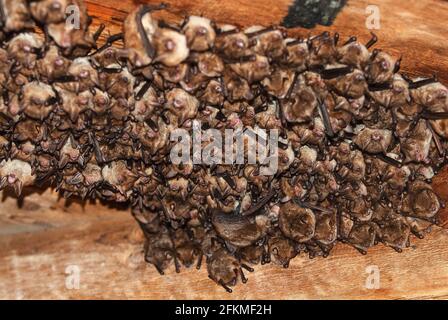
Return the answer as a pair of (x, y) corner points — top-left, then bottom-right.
(282, 0), (348, 29)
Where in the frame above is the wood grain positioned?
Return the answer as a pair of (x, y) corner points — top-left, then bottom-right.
(1, 0), (448, 299)
(1, 189), (448, 300)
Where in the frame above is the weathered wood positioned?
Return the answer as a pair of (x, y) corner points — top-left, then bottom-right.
(1, 189), (448, 299)
(1, 0), (448, 299)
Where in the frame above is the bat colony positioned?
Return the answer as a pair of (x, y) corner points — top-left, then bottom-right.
(0, 0), (447, 292)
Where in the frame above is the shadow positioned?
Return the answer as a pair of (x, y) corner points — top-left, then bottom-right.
(1, 184), (131, 212)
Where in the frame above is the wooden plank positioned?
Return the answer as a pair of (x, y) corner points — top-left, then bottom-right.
(1, 189), (448, 299)
(1, 0), (448, 299)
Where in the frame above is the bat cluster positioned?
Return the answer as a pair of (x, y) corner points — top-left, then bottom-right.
(1, 1), (448, 292)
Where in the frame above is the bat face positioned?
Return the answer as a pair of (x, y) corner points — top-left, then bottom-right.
(22, 82), (57, 120)
(366, 50), (397, 84)
(215, 28), (250, 59)
(279, 202), (316, 243)
(0, 159), (35, 196)
(354, 127), (393, 154)
(30, 0), (70, 24)
(7, 33), (43, 70)
(182, 16), (215, 52)
(268, 233), (297, 267)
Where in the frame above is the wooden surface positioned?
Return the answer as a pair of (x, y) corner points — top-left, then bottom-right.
(1, 0), (448, 300)
(1, 188), (448, 300)
(86, 0), (448, 83)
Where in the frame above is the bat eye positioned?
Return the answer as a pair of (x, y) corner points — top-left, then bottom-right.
(196, 27), (207, 35)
